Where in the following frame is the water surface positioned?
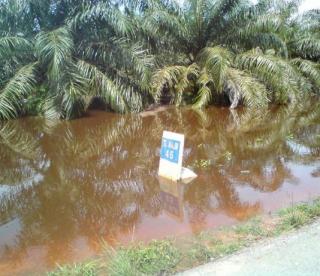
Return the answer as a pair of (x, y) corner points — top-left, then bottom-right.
(0, 104), (320, 274)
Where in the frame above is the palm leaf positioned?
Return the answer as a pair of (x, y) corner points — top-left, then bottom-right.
(70, 2), (135, 37)
(0, 36), (33, 60)
(35, 27), (74, 83)
(0, 63), (37, 120)
(77, 60), (142, 113)
(291, 58), (320, 91)
(289, 36), (320, 59)
(198, 46), (233, 93)
(193, 83), (212, 109)
(225, 68), (269, 108)
(151, 65), (188, 102)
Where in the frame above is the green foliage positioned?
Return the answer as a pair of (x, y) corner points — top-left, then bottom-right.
(185, 242), (214, 263)
(0, 36), (33, 60)
(0, 63), (36, 120)
(144, 0), (320, 108)
(107, 240), (181, 275)
(278, 206), (312, 230)
(234, 218), (267, 237)
(0, 0), (149, 120)
(35, 27), (74, 82)
(193, 159), (212, 169)
(278, 200), (320, 231)
(48, 261), (99, 276)
(0, 0), (319, 120)
(211, 240), (244, 257)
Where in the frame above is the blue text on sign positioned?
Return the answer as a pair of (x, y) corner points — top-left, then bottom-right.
(160, 138), (181, 164)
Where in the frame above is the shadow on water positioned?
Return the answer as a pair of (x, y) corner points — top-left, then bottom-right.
(0, 102), (320, 274)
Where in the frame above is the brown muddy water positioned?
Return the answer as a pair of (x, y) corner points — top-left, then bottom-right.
(0, 104), (320, 275)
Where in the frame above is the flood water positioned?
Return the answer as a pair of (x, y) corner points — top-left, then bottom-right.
(0, 103), (320, 275)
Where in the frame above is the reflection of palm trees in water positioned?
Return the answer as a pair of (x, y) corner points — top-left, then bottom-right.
(0, 115), (162, 267)
(163, 103), (320, 230)
(192, 103), (320, 184)
(0, 102), (319, 269)
(184, 168), (262, 234)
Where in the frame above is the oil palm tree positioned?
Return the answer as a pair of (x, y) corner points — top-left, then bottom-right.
(147, 0), (320, 108)
(0, 0), (155, 120)
(0, 0), (319, 120)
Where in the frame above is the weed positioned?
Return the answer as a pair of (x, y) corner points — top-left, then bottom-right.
(278, 204), (312, 231)
(211, 239), (244, 257)
(48, 261), (98, 276)
(234, 218), (265, 237)
(107, 240), (181, 276)
(223, 151), (232, 161)
(185, 242), (213, 263)
(107, 249), (139, 276)
(193, 159), (212, 169)
(309, 199), (320, 217)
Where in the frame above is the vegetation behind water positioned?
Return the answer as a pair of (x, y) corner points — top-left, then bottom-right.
(0, 0), (319, 120)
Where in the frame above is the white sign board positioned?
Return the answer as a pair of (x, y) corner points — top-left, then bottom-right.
(158, 131), (184, 181)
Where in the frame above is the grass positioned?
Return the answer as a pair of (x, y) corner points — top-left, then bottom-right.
(277, 199), (320, 232)
(48, 261), (98, 276)
(107, 240), (181, 276)
(49, 198), (320, 276)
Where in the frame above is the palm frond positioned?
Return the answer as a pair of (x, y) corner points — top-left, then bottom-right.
(236, 49), (280, 75)
(35, 27), (74, 83)
(61, 72), (89, 119)
(289, 36), (320, 59)
(151, 65), (188, 102)
(291, 58), (320, 91)
(193, 83), (212, 109)
(198, 46), (233, 93)
(174, 63), (199, 105)
(113, 39), (156, 90)
(225, 68), (269, 108)
(70, 2), (135, 37)
(77, 60), (142, 113)
(236, 50), (313, 103)
(239, 15), (282, 37)
(143, 7), (187, 41)
(0, 63), (37, 120)
(0, 36), (33, 60)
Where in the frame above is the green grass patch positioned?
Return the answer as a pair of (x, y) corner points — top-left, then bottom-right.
(234, 218), (266, 237)
(48, 261), (99, 276)
(184, 241), (213, 263)
(211, 239), (244, 257)
(277, 199), (320, 232)
(106, 240), (181, 276)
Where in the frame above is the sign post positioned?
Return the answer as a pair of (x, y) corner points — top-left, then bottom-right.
(158, 131), (197, 182)
(159, 131), (184, 181)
